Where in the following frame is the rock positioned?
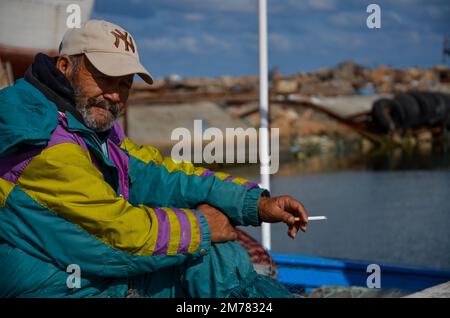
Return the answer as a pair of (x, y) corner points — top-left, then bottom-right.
(299, 79), (356, 96)
(308, 286), (408, 298)
(404, 281), (450, 298)
(275, 79), (298, 94)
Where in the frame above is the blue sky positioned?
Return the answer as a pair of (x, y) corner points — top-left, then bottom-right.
(92, 0), (450, 78)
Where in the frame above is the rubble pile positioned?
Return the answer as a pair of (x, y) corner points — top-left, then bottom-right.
(125, 61), (450, 164)
(275, 61), (450, 96)
(129, 61), (450, 100)
(241, 103), (362, 160)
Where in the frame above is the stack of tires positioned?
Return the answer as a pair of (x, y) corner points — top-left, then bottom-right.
(371, 92), (450, 134)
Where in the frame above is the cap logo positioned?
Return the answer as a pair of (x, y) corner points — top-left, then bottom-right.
(110, 29), (135, 53)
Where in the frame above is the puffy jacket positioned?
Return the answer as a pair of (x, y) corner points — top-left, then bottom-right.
(0, 78), (268, 297)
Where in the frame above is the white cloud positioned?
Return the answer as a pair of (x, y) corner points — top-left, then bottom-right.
(141, 36), (200, 53)
(407, 30), (421, 44)
(213, 0), (256, 13)
(202, 34), (232, 51)
(308, 0), (336, 11)
(329, 12), (364, 27)
(141, 34), (232, 54)
(423, 5), (449, 19)
(318, 31), (365, 49)
(269, 33), (292, 52)
(284, 0), (336, 11)
(167, 0), (257, 13)
(241, 32), (258, 51)
(184, 13), (205, 22)
(387, 11), (404, 24)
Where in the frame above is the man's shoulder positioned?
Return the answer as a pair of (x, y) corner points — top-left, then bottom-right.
(0, 79), (60, 157)
(1, 78), (44, 103)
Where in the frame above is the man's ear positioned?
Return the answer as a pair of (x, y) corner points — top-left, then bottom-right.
(55, 55), (72, 77)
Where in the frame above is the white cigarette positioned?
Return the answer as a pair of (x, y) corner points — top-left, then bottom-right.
(294, 216), (327, 221)
(308, 216), (327, 221)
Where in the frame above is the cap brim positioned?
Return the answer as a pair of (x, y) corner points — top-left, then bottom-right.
(85, 52), (153, 84)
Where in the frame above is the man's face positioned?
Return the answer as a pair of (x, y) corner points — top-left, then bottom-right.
(67, 55), (133, 132)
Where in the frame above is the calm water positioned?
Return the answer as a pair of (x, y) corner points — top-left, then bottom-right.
(232, 166), (450, 271)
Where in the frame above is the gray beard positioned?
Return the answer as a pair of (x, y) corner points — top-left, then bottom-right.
(72, 84), (122, 132)
(78, 104), (117, 132)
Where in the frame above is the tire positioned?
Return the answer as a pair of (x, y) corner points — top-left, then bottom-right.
(394, 94), (421, 128)
(372, 98), (402, 133)
(427, 93), (448, 125)
(436, 93), (450, 128)
(410, 92), (447, 126)
(390, 99), (407, 129)
(409, 93), (432, 125)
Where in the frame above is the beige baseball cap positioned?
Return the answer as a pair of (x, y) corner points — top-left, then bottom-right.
(59, 20), (153, 84)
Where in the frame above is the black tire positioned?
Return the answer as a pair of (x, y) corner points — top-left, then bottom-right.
(437, 93), (450, 108)
(394, 94), (421, 128)
(436, 93), (450, 128)
(427, 93), (447, 125)
(409, 92), (430, 125)
(372, 98), (402, 133)
(410, 92), (447, 126)
(390, 99), (407, 129)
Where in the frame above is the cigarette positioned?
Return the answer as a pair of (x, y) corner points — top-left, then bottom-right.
(294, 216), (327, 221)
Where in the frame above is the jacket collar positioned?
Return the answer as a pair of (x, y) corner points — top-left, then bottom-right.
(63, 111), (124, 146)
(24, 53), (87, 126)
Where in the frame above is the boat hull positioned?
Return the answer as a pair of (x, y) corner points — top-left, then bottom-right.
(273, 253), (450, 293)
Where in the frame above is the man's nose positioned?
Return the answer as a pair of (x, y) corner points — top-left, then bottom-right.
(103, 91), (121, 103)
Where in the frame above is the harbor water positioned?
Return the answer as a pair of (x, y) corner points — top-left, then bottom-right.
(231, 161), (450, 271)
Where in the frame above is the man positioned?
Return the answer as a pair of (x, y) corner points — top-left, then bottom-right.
(0, 20), (308, 297)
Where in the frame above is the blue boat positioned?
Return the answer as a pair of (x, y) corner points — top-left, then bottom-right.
(272, 253), (450, 294)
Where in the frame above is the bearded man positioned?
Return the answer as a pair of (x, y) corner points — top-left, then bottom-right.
(0, 20), (308, 298)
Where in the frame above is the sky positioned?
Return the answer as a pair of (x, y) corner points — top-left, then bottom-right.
(92, 0), (450, 79)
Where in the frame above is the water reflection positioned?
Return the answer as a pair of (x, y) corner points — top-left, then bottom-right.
(228, 147), (450, 270)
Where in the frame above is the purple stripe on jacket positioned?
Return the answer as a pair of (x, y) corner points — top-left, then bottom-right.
(46, 123), (89, 151)
(192, 210), (203, 249)
(0, 148), (42, 183)
(224, 175), (234, 182)
(107, 139), (130, 200)
(243, 181), (260, 189)
(171, 208), (192, 253)
(200, 169), (260, 190)
(152, 207), (171, 255)
(0, 116), (89, 184)
(109, 122), (126, 145)
(200, 169), (215, 177)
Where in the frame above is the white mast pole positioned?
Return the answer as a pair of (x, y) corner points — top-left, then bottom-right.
(259, 0), (271, 251)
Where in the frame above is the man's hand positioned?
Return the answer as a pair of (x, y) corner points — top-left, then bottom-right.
(196, 204), (238, 243)
(258, 195), (309, 239)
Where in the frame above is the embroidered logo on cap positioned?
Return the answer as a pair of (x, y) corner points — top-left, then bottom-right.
(110, 29), (135, 53)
